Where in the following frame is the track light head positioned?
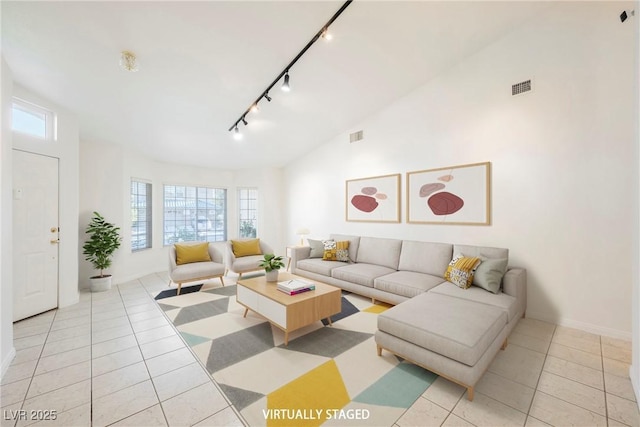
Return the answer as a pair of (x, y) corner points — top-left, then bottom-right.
(233, 125), (242, 141)
(281, 72), (290, 92)
(264, 93), (272, 102)
(250, 103), (259, 113)
(321, 28), (333, 40)
(241, 117), (248, 126)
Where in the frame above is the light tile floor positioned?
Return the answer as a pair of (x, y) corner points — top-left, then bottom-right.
(2, 272), (639, 427)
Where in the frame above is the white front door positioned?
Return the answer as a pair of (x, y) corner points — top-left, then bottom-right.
(12, 150), (59, 321)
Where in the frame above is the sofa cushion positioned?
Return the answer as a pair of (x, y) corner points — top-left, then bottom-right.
(231, 254), (263, 272)
(330, 234), (361, 262)
(374, 271), (446, 298)
(332, 263), (396, 288)
(296, 258), (344, 277)
(473, 257), (508, 294)
(398, 241), (453, 277)
(171, 261), (225, 283)
(444, 254), (481, 289)
(378, 292), (507, 366)
(175, 242), (211, 265)
(231, 239), (262, 257)
(454, 244), (508, 260)
(430, 281), (519, 322)
(356, 237), (402, 270)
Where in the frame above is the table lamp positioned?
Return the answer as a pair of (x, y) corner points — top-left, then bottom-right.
(296, 228), (310, 246)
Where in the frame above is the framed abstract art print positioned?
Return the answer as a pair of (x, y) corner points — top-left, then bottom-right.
(346, 174), (401, 223)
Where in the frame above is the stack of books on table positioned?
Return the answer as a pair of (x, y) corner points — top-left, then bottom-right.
(277, 279), (315, 295)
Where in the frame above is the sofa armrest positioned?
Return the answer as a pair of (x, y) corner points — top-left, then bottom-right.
(224, 241), (237, 269)
(290, 246), (311, 274)
(502, 268), (527, 318)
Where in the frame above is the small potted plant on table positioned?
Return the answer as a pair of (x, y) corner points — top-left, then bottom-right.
(259, 253), (285, 282)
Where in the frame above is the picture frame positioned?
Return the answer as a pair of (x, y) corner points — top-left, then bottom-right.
(407, 162), (491, 225)
(346, 173), (401, 223)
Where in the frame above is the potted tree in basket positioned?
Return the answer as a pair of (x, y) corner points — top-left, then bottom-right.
(259, 253), (285, 282)
(83, 211), (122, 292)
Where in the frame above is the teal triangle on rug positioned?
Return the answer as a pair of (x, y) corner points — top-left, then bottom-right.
(179, 331), (211, 347)
(353, 362), (438, 408)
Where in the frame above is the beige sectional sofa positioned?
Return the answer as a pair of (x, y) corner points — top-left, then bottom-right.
(290, 234), (527, 401)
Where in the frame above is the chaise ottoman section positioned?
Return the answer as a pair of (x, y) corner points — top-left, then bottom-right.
(378, 292), (507, 366)
(376, 292), (509, 399)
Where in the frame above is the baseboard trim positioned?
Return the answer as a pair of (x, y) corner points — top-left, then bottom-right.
(1, 347), (16, 380)
(526, 310), (631, 341)
(631, 365), (640, 411)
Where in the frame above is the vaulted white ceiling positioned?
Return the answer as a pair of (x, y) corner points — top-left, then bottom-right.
(2, 1), (550, 169)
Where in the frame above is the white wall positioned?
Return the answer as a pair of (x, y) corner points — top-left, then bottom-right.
(12, 85), (80, 309)
(1, 58), (16, 378)
(79, 141), (285, 287)
(630, 0), (640, 407)
(284, 2), (637, 339)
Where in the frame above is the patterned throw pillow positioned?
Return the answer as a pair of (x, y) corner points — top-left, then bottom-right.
(322, 240), (350, 262)
(444, 254), (482, 289)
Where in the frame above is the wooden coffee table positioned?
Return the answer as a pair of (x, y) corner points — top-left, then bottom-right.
(236, 272), (341, 345)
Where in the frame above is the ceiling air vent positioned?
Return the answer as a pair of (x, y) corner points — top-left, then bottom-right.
(512, 79), (532, 96)
(349, 130), (364, 143)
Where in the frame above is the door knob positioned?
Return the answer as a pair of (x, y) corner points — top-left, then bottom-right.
(50, 239), (60, 244)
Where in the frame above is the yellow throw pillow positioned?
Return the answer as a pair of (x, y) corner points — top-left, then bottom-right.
(175, 242), (211, 265)
(322, 240), (350, 262)
(231, 239), (262, 257)
(444, 254), (481, 289)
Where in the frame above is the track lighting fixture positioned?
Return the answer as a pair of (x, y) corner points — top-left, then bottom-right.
(228, 0), (352, 138)
(281, 72), (291, 92)
(250, 104), (259, 113)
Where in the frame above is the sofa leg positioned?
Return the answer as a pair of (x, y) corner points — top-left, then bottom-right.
(501, 338), (508, 350)
(238, 273), (242, 280)
(177, 283), (182, 295)
(376, 345), (382, 357)
(224, 269), (228, 276)
(467, 387), (474, 401)
(219, 276), (225, 287)
(372, 298), (376, 304)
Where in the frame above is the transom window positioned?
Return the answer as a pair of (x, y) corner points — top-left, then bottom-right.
(131, 180), (152, 251)
(163, 185), (227, 245)
(238, 188), (258, 238)
(11, 98), (56, 140)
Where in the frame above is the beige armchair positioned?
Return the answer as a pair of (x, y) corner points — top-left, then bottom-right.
(168, 242), (226, 294)
(224, 239), (274, 279)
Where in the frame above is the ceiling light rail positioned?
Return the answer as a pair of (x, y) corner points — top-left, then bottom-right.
(228, 0), (353, 138)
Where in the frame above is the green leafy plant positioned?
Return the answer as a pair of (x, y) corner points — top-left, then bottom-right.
(240, 220), (257, 238)
(83, 212), (122, 278)
(258, 253), (285, 272)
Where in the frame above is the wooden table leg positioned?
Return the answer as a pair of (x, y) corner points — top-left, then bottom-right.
(284, 331), (289, 346)
(327, 316), (333, 326)
(243, 308), (248, 318)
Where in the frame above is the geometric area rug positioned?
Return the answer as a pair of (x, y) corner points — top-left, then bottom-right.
(156, 283), (438, 427)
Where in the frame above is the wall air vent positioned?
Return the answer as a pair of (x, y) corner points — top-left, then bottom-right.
(349, 130), (364, 143)
(512, 79), (532, 96)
